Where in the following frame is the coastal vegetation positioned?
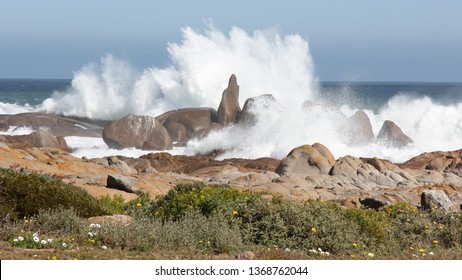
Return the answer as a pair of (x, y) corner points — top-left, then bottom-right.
(1, 168), (461, 260)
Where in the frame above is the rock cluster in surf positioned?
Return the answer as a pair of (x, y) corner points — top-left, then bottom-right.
(100, 74), (414, 151)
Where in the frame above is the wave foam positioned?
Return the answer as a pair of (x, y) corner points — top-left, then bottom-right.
(42, 23), (317, 120)
(32, 24), (462, 162)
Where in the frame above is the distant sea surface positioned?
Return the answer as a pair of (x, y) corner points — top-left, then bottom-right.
(2, 78), (462, 114)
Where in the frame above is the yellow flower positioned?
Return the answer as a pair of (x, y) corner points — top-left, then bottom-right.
(424, 225), (429, 229)
(409, 246), (414, 250)
(136, 203), (142, 207)
(433, 240), (439, 245)
(52, 256), (58, 260)
(406, 218), (411, 222)
(232, 210), (238, 215)
(353, 243), (358, 248)
(311, 227), (317, 233)
(419, 248), (425, 253)
(88, 239), (95, 244)
(367, 253), (374, 257)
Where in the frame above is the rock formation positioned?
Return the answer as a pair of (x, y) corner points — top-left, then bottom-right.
(238, 94), (278, 126)
(102, 114), (173, 150)
(0, 129), (71, 152)
(217, 74), (241, 126)
(345, 111), (375, 145)
(276, 144), (335, 176)
(0, 112), (103, 137)
(421, 190), (458, 212)
(1, 139), (462, 210)
(156, 107), (220, 144)
(377, 120), (413, 147)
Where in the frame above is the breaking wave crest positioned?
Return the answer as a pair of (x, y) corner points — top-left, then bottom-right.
(41, 24), (317, 120)
(29, 24), (462, 162)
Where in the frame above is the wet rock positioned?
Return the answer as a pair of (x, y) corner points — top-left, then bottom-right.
(0, 112), (103, 137)
(217, 74), (241, 126)
(103, 114), (173, 150)
(0, 129), (71, 152)
(156, 107), (219, 141)
(345, 111), (375, 145)
(377, 120), (413, 147)
(238, 94), (278, 126)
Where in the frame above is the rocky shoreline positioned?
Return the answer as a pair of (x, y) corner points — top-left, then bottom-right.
(1, 74), (461, 211)
(1, 134), (461, 211)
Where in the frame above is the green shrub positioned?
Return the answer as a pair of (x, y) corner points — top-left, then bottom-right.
(95, 217), (157, 251)
(99, 194), (127, 214)
(236, 198), (364, 255)
(345, 208), (391, 246)
(0, 168), (110, 219)
(153, 210), (243, 254)
(151, 182), (257, 220)
(34, 207), (86, 236)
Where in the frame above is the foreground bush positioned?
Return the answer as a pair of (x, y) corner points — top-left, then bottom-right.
(1, 180), (462, 259)
(0, 168), (110, 220)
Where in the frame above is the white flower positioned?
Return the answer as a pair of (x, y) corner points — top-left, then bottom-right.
(18, 236), (24, 241)
(47, 238), (53, 243)
(13, 238), (19, 242)
(41, 240), (47, 245)
(90, 223), (96, 228)
(325, 252), (330, 256)
(101, 245), (107, 250)
(95, 223), (101, 228)
(33, 236), (40, 242)
(33, 232), (39, 237)
(62, 243), (67, 248)
(285, 248), (291, 252)
(429, 252), (434, 255)
(367, 253), (374, 257)
(90, 223), (101, 228)
(88, 232), (94, 237)
(309, 249), (317, 253)
(318, 248), (323, 252)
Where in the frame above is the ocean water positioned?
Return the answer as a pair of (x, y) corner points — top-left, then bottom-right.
(1, 25), (462, 162)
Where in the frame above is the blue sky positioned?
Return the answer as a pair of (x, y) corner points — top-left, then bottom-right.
(1, 0), (461, 81)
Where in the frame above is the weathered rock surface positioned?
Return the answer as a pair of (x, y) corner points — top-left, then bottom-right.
(156, 107), (220, 143)
(106, 174), (140, 194)
(400, 150), (462, 175)
(1, 133), (462, 212)
(0, 129), (71, 152)
(103, 114), (173, 150)
(0, 112), (103, 137)
(217, 74), (241, 126)
(377, 120), (413, 147)
(276, 144), (334, 176)
(421, 190), (458, 212)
